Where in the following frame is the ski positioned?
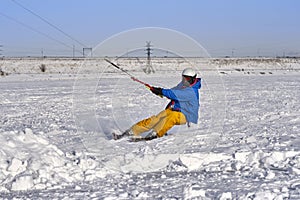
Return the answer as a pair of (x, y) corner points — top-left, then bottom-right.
(112, 129), (158, 142)
(129, 135), (158, 142)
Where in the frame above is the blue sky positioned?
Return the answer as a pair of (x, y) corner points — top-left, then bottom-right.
(1, 0), (299, 57)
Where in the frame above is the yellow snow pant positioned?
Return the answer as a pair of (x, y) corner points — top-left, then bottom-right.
(131, 109), (187, 137)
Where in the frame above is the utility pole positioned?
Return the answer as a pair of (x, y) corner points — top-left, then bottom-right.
(145, 41), (155, 74)
(83, 47), (92, 58)
(73, 45), (75, 58)
(231, 48), (235, 58)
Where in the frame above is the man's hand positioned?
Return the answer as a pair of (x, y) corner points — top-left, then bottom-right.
(150, 87), (163, 96)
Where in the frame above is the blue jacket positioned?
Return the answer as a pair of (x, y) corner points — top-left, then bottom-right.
(162, 78), (201, 124)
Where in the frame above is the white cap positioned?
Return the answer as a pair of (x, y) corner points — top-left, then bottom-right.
(182, 68), (196, 77)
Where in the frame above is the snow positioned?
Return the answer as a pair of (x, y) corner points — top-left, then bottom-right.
(0, 57), (300, 198)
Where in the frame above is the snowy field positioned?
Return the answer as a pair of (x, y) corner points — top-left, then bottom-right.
(0, 58), (300, 199)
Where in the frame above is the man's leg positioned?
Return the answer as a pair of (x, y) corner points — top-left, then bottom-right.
(131, 110), (169, 136)
(153, 110), (187, 137)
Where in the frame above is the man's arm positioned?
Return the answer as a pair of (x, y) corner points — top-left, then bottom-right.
(162, 88), (195, 102)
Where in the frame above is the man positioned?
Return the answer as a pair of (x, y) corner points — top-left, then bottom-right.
(114, 68), (201, 140)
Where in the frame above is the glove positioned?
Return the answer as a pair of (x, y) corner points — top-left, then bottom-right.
(150, 87), (163, 96)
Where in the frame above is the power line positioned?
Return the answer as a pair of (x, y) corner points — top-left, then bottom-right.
(0, 12), (82, 54)
(10, 0), (87, 48)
